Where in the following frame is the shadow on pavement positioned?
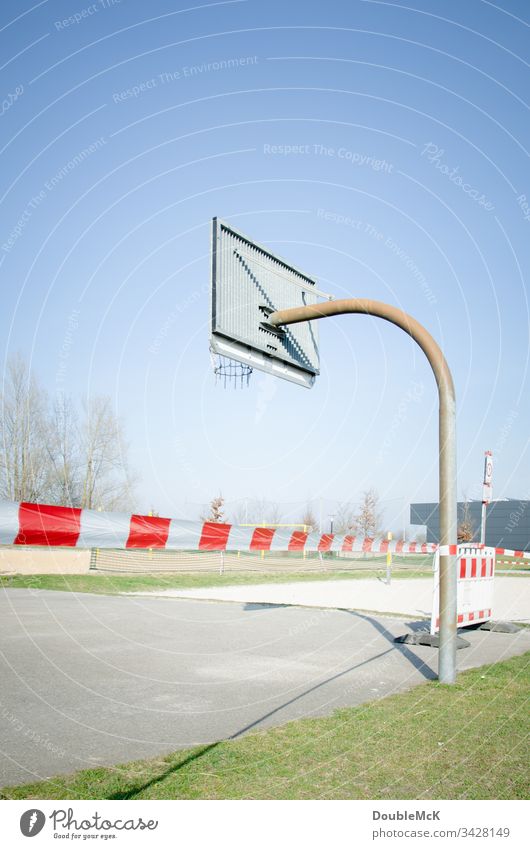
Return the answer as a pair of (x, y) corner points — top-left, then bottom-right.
(109, 644), (399, 800)
(109, 608), (436, 799)
(344, 610), (437, 680)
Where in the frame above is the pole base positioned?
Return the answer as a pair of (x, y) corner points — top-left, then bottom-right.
(478, 620), (521, 633)
(394, 632), (470, 649)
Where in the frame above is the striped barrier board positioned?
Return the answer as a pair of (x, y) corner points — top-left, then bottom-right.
(438, 543), (530, 560)
(0, 500), (439, 554)
(430, 545), (496, 634)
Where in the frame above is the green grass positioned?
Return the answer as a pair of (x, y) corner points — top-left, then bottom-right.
(2, 653), (528, 800)
(0, 566), (433, 596)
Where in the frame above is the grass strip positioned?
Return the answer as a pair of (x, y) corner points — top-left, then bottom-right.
(0, 568), (433, 595)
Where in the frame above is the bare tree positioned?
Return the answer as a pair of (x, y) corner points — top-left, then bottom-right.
(237, 497), (260, 524)
(228, 497), (284, 526)
(301, 503), (317, 532)
(458, 497), (475, 543)
(229, 500), (248, 525)
(334, 501), (357, 534)
(80, 396), (135, 510)
(266, 501), (283, 525)
(0, 354), (50, 501)
(203, 493), (225, 523)
(0, 356), (137, 509)
(355, 489), (382, 538)
(46, 394), (81, 506)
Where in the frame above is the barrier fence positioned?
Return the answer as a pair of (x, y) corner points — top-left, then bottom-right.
(2, 501), (529, 633)
(431, 546), (496, 634)
(1, 500), (528, 559)
(0, 500), (437, 555)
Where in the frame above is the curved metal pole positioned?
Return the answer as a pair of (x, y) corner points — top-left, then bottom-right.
(270, 298), (458, 684)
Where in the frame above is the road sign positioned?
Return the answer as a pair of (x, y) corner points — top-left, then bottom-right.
(483, 450), (493, 499)
(210, 218), (321, 388)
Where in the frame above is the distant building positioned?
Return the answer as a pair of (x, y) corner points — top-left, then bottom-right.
(410, 500), (530, 551)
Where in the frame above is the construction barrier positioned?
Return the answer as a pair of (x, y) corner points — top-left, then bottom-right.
(0, 500), (437, 555)
(438, 543), (530, 560)
(430, 545), (496, 634)
(1, 501), (527, 565)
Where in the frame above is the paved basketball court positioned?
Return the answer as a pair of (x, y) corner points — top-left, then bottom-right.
(1, 587), (529, 788)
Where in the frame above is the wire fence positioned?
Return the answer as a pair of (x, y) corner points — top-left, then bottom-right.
(89, 547), (434, 574)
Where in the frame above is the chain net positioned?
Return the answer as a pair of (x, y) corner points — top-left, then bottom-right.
(210, 353), (252, 388)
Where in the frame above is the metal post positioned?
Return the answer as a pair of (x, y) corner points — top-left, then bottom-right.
(480, 450), (493, 545)
(480, 502), (487, 545)
(386, 531), (392, 585)
(269, 298), (458, 684)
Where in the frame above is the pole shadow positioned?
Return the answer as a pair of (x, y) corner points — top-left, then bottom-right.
(341, 609), (437, 679)
(108, 644), (395, 799)
(109, 610), (435, 799)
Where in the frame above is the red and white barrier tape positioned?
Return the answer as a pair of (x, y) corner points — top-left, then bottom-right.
(0, 500), (439, 554)
(0, 501), (528, 559)
(492, 548), (530, 560)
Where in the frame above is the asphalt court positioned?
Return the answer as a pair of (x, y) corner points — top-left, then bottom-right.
(1, 588), (529, 787)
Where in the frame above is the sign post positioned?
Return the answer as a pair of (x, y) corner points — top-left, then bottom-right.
(480, 450), (493, 545)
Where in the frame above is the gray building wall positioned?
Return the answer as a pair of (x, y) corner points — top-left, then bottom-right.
(410, 500), (530, 551)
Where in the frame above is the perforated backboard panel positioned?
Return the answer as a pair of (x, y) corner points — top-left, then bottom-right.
(210, 218), (320, 388)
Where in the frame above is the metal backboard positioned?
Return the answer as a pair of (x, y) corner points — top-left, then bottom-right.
(210, 218), (320, 388)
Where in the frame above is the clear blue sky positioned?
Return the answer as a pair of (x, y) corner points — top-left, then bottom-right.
(1, 0), (528, 527)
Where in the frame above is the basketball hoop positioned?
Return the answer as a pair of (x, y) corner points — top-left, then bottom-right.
(210, 351), (252, 388)
(209, 218), (319, 389)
